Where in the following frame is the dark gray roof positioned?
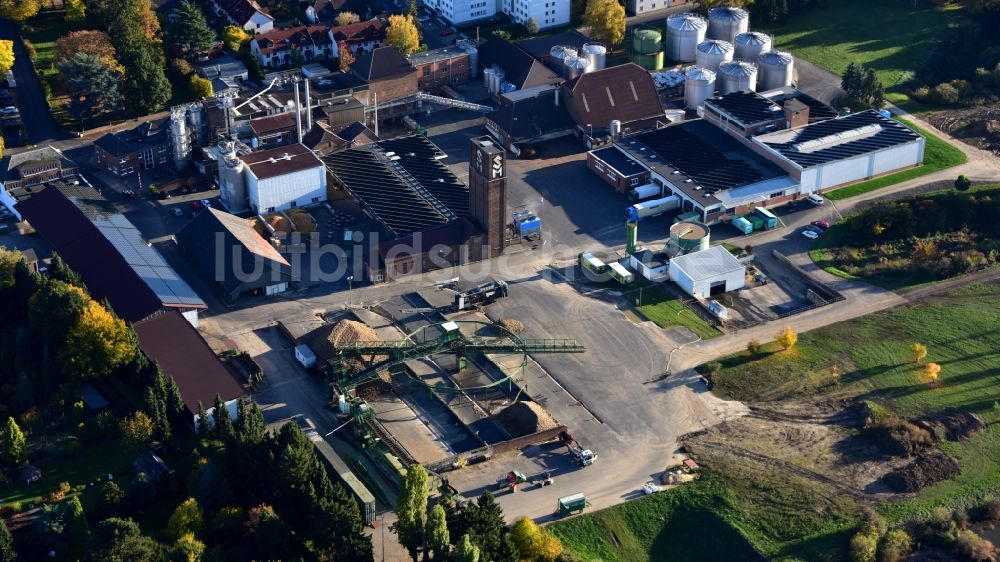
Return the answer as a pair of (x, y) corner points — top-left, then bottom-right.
(15, 182), (205, 322)
(193, 55), (247, 79)
(624, 119), (785, 196)
(322, 138), (464, 238)
(0, 145), (77, 181)
(487, 89), (574, 140)
(477, 38), (561, 90)
(514, 30), (590, 60)
(375, 135), (469, 218)
(351, 46), (415, 81)
(589, 146), (646, 177)
(758, 110), (921, 168)
(93, 119), (170, 157)
(174, 207), (292, 296)
(704, 90), (783, 127)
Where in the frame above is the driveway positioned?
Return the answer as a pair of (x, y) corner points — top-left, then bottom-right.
(0, 20), (67, 143)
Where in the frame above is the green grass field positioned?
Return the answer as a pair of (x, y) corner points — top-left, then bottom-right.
(23, 12), (83, 85)
(762, 0), (960, 111)
(549, 468), (858, 562)
(825, 118), (968, 200)
(708, 283), (1000, 521)
(633, 285), (720, 340)
(0, 440), (133, 508)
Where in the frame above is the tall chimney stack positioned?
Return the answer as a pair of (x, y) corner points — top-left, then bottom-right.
(292, 79), (303, 144)
(304, 76), (312, 132)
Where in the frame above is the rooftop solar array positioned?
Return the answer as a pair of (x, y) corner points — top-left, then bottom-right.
(375, 136), (470, 218)
(323, 147), (452, 238)
(705, 91), (783, 126)
(76, 194), (205, 307)
(759, 110), (921, 167)
(629, 120), (778, 194)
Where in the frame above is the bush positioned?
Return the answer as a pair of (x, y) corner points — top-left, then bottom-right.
(172, 58), (193, 76)
(869, 417), (934, 457)
(987, 498), (1000, 521)
(878, 529), (912, 562)
(955, 529), (996, 561)
(746, 339), (762, 355)
(850, 531), (878, 562)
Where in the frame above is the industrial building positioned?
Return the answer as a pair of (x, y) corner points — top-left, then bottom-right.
(94, 120), (172, 177)
(351, 47), (419, 121)
(0, 146), (79, 219)
(702, 88), (837, 138)
(323, 135), (502, 282)
(193, 56), (248, 93)
(587, 145), (652, 194)
(668, 245), (745, 299)
(627, 0), (693, 16)
(483, 88), (574, 152)
(408, 45), (472, 92)
(561, 63), (665, 141)
(15, 180), (206, 325)
(629, 249), (669, 281)
(239, 143), (327, 214)
(753, 110), (925, 193)
(175, 207), (295, 301)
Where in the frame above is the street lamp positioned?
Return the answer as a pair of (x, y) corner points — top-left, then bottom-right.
(346, 275), (354, 307)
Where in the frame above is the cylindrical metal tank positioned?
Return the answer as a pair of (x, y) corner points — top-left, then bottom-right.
(564, 56), (587, 79)
(483, 66), (496, 93)
(493, 67), (505, 94)
(734, 31), (771, 62)
(632, 29), (664, 70)
(708, 6), (749, 43)
(718, 60), (757, 93)
(670, 221), (711, 253)
(758, 50), (794, 91)
(610, 119), (621, 139)
(666, 13), (707, 63)
(170, 112), (188, 166)
(549, 46), (577, 77)
(695, 39), (734, 73)
(582, 42), (606, 72)
(186, 107), (204, 146)
(459, 40), (479, 78)
(684, 66), (716, 110)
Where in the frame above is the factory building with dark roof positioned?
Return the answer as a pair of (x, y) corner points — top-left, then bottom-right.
(322, 135), (490, 282)
(753, 109), (925, 193)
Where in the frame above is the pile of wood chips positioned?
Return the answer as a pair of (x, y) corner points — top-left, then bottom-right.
(494, 400), (558, 438)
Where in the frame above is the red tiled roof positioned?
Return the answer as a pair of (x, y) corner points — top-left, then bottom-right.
(330, 18), (384, 44)
(242, 143), (324, 180)
(562, 63), (663, 127)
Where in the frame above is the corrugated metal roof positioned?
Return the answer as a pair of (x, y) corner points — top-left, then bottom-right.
(759, 110), (920, 167)
(670, 245), (743, 282)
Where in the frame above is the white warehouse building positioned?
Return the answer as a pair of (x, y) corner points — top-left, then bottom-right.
(241, 143), (327, 214)
(668, 245), (745, 299)
(753, 110), (925, 194)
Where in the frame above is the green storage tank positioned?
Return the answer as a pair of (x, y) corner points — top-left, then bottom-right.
(632, 29), (664, 70)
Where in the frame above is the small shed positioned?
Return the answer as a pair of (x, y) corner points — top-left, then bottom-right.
(21, 464), (41, 485)
(295, 344), (317, 369)
(79, 383), (110, 411)
(668, 245), (746, 299)
(629, 249), (669, 281)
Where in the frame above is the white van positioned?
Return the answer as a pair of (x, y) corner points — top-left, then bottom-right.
(807, 194), (825, 206)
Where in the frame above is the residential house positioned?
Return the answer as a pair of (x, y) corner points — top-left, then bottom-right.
(94, 120), (172, 177)
(208, 0), (273, 32)
(251, 25), (334, 69)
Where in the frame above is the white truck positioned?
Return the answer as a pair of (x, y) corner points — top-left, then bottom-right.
(560, 431), (597, 467)
(628, 195), (681, 221)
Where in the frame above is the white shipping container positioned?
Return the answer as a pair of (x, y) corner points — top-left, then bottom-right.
(629, 183), (663, 201)
(631, 195), (681, 219)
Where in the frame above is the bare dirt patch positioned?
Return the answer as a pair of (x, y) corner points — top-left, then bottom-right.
(915, 408), (986, 442)
(881, 450), (962, 493)
(928, 106), (1000, 156)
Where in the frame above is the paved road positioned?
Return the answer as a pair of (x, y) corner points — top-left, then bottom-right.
(0, 20), (67, 144)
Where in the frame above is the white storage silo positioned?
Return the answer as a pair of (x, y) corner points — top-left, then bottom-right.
(666, 13), (707, 63)
(695, 39), (734, 73)
(170, 111), (189, 168)
(459, 40), (479, 78)
(718, 60), (757, 93)
(734, 32), (771, 62)
(492, 67), (505, 94)
(610, 119), (621, 139)
(582, 43), (607, 72)
(758, 50), (794, 91)
(550, 46), (577, 77)
(708, 6), (749, 43)
(684, 66), (716, 110)
(564, 56), (587, 79)
(482, 66), (496, 92)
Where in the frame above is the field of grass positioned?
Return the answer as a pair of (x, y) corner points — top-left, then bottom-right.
(549, 469), (858, 562)
(633, 284), (720, 340)
(23, 12), (83, 88)
(762, 0), (960, 111)
(0, 440), (133, 508)
(707, 282), (1000, 521)
(825, 118), (968, 200)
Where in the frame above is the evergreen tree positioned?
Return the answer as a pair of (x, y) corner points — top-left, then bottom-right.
(862, 67), (885, 108)
(455, 534), (480, 562)
(212, 394), (234, 441)
(166, 376), (185, 415)
(196, 401), (209, 434)
(841, 62), (863, 100)
(66, 495), (91, 550)
(121, 43), (172, 114)
(393, 464), (429, 561)
(99, 481), (126, 519)
(49, 252), (84, 288)
(16, 370), (34, 412)
(168, 1), (216, 54)
(58, 52), (123, 125)
(311, 488), (374, 561)
(428, 504), (450, 560)
(145, 385), (170, 441)
(237, 401), (267, 447)
(3, 416), (25, 466)
(0, 519), (14, 562)
(465, 493), (517, 562)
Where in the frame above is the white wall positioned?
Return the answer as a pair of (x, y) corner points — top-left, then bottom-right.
(193, 398), (240, 431)
(247, 165), (327, 214)
(669, 265), (745, 299)
(799, 139), (925, 192)
(182, 308), (200, 329)
(436, 0), (497, 25)
(0, 183), (21, 221)
(247, 11), (273, 33)
(507, 0), (569, 28)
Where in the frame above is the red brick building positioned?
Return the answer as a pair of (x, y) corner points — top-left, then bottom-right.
(94, 120), (172, 177)
(407, 46), (471, 92)
(351, 47), (418, 121)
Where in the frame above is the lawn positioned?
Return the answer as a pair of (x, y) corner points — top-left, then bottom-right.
(632, 284), (720, 340)
(824, 118), (968, 200)
(705, 282), (1000, 521)
(23, 12), (85, 89)
(761, 0), (960, 111)
(0, 440), (134, 509)
(548, 469), (858, 562)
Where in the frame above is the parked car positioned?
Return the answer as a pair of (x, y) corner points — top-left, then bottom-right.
(1, 105), (16, 115)
(754, 273), (768, 285)
(439, 29), (453, 36)
(807, 194), (825, 205)
(191, 200), (204, 211)
(804, 224), (824, 234)
(200, 199), (212, 209)
(802, 229), (819, 240)
(810, 220), (831, 230)
(171, 208), (184, 217)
